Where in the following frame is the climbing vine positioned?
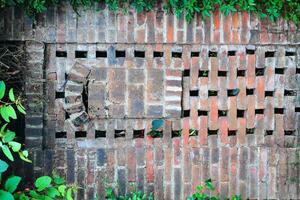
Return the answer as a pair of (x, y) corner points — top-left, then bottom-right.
(0, 0), (299, 24)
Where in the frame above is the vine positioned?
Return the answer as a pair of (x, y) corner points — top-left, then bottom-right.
(0, 0), (299, 24)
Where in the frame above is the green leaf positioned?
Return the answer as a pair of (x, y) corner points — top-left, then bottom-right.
(0, 105), (17, 122)
(3, 130), (16, 143)
(0, 159), (9, 173)
(18, 151), (31, 163)
(0, 190), (14, 200)
(8, 141), (21, 152)
(204, 179), (215, 191)
(6, 105), (17, 120)
(53, 175), (65, 185)
(0, 81), (5, 100)
(151, 119), (164, 130)
(2, 145), (14, 161)
(66, 188), (73, 200)
(4, 175), (21, 193)
(58, 185), (66, 196)
(46, 187), (60, 198)
(17, 105), (26, 115)
(8, 88), (15, 102)
(35, 176), (52, 191)
(22, 150), (29, 157)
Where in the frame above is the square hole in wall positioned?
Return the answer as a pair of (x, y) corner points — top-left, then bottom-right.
(134, 50), (145, 58)
(227, 51), (236, 56)
(265, 91), (274, 97)
(255, 68), (265, 76)
(284, 130), (295, 136)
(246, 48), (255, 55)
(172, 52), (182, 58)
(218, 110), (227, 117)
(199, 70), (209, 77)
(265, 51), (275, 57)
(153, 51), (164, 57)
(75, 131), (87, 138)
(274, 108), (284, 114)
(172, 130), (182, 138)
(246, 128), (255, 134)
(275, 68), (284, 74)
(182, 110), (190, 117)
(56, 51), (67, 57)
(237, 70), (246, 77)
(115, 130), (126, 138)
(198, 110), (208, 116)
(191, 52), (200, 57)
(284, 90), (297, 96)
(228, 130), (237, 136)
(183, 69), (190, 77)
(255, 109), (264, 115)
(55, 92), (65, 99)
(208, 51), (218, 57)
(116, 50), (126, 57)
(133, 130), (145, 138)
(237, 110), (245, 118)
(208, 129), (218, 135)
(189, 129), (198, 137)
(285, 51), (296, 56)
(208, 90), (218, 96)
(190, 90), (199, 96)
(265, 130), (273, 136)
(218, 71), (227, 77)
(246, 88), (254, 95)
(96, 51), (107, 58)
(75, 51), (88, 58)
(95, 130), (106, 138)
(55, 132), (67, 138)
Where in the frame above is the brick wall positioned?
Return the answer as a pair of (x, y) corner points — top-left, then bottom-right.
(0, 2), (299, 199)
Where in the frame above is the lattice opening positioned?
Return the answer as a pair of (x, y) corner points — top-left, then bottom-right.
(275, 108), (284, 114)
(255, 109), (264, 115)
(191, 52), (200, 57)
(183, 69), (190, 76)
(208, 90), (218, 96)
(95, 130), (106, 138)
(237, 110), (245, 118)
(56, 51), (67, 57)
(199, 70), (209, 77)
(75, 51), (87, 58)
(227, 51), (236, 56)
(198, 110), (208, 116)
(228, 130), (237, 136)
(96, 51), (107, 58)
(218, 71), (227, 77)
(237, 70), (246, 77)
(153, 51), (164, 57)
(208, 129), (218, 135)
(284, 90), (297, 96)
(134, 50), (145, 58)
(115, 130), (126, 138)
(133, 130), (145, 138)
(275, 68), (284, 74)
(265, 91), (274, 97)
(285, 51), (296, 56)
(182, 110), (190, 117)
(246, 128), (255, 134)
(218, 110), (227, 117)
(172, 52), (182, 58)
(75, 131), (87, 138)
(208, 51), (217, 57)
(116, 50), (126, 57)
(55, 132), (67, 138)
(284, 130), (295, 136)
(265, 51), (275, 57)
(265, 130), (273, 136)
(246, 48), (255, 54)
(190, 90), (199, 96)
(255, 68), (265, 76)
(55, 92), (65, 99)
(246, 88), (254, 95)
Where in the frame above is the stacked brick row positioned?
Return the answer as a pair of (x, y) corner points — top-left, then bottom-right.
(0, 3), (299, 44)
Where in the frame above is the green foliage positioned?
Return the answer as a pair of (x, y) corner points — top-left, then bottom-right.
(0, 81), (75, 200)
(187, 179), (241, 200)
(0, 0), (299, 24)
(147, 119), (164, 138)
(105, 186), (153, 200)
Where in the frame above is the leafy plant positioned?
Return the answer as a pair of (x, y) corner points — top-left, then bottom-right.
(0, 0), (299, 24)
(0, 81), (76, 200)
(147, 119), (164, 138)
(105, 186), (153, 200)
(187, 179), (241, 200)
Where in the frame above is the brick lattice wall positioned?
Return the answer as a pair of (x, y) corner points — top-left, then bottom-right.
(0, 2), (299, 200)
